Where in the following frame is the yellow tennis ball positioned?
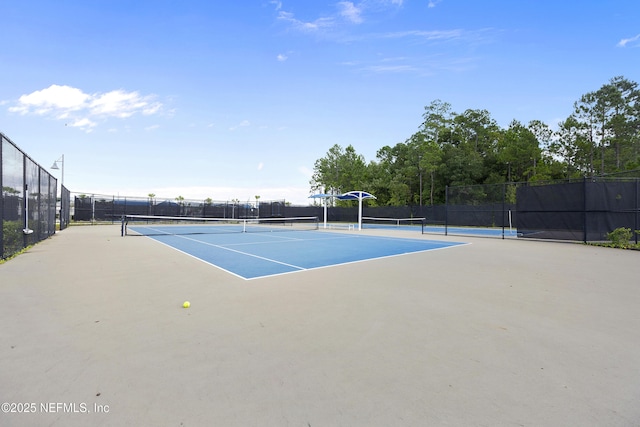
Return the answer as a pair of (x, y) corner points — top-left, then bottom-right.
(183, 301), (190, 308)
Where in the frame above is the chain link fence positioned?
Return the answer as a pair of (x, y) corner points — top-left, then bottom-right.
(4, 124), (637, 255)
(62, 177), (640, 243)
(515, 177), (640, 242)
(297, 177), (640, 242)
(69, 193), (286, 223)
(1, 133), (58, 260)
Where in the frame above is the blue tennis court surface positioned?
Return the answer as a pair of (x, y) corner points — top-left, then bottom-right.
(361, 223), (517, 237)
(131, 228), (468, 280)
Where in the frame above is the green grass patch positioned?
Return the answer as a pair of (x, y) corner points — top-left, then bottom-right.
(588, 227), (640, 250)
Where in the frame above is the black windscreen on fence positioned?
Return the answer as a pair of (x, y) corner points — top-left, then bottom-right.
(1, 133), (58, 260)
(67, 177), (639, 244)
(72, 195), (288, 222)
(60, 186), (71, 230)
(516, 182), (585, 241)
(516, 179), (640, 242)
(293, 179), (639, 242)
(445, 183), (517, 230)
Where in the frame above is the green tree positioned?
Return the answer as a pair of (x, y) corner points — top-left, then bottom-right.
(374, 142), (415, 206)
(496, 120), (541, 182)
(175, 195), (185, 215)
(573, 91), (600, 176)
(450, 108), (502, 184)
(527, 119), (564, 181)
(551, 115), (592, 178)
(422, 99), (453, 146)
(310, 144), (368, 200)
(571, 77), (640, 175)
(414, 132), (442, 206)
(602, 76), (640, 171)
(148, 193), (156, 215)
(438, 143), (484, 187)
(308, 76), (640, 205)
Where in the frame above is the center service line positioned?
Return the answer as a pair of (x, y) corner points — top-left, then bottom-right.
(175, 234), (306, 271)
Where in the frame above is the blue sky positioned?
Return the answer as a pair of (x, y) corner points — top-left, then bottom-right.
(1, 0), (638, 205)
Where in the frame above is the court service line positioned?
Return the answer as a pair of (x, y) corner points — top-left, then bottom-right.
(243, 241), (472, 281)
(222, 233), (356, 247)
(137, 237), (248, 280)
(174, 234), (307, 271)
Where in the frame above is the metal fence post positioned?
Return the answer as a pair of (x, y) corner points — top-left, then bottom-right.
(444, 185), (449, 236)
(583, 177), (587, 243)
(0, 137), (3, 259)
(633, 178), (640, 245)
(502, 183), (506, 240)
(22, 155), (28, 250)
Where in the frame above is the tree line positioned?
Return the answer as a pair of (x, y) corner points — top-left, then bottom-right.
(310, 76), (640, 206)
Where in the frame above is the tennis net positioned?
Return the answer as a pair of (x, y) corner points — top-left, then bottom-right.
(361, 216), (425, 231)
(121, 215), (319, 236)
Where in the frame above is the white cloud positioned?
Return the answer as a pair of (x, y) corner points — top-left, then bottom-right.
(348, 51), (476, 75)
(382, 29), (463, 41)
(338, 2), (363, 24)
(10, 85), (90, 116)
(270, 0), (282, 11)
(8, 84), (163, 132)
(229, 120), (251, 131)
(257, 162), (264, 171)
(68, 117), (97, 132)
(274, 1), (456, 43)
(277, 10), (335, 33)
(277, 53), (288, 61)
(89, 89), (160, 118)
(618, 34), (640, 47)
(275, 1), (372, 33)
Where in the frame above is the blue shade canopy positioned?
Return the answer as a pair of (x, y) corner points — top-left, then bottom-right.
(309, 191), (375, 230)
(337, 191), (376, 200)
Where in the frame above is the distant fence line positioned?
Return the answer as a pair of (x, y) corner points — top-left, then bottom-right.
(5, 127), (638, 262)
(1, 132), (61, 260)
(292, 178), (639, 242)
(71, 176), (640, 243)
(71, 193), (287, 222)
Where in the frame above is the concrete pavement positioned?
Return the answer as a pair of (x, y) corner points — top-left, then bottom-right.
(1, 225), (639, 426)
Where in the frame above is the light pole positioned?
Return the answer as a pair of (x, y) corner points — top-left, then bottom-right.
(51, 155), (64, 188)
(51, 155), (65, 228)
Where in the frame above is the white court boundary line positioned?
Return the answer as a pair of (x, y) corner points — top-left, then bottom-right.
(139, 235), (307, 280)
(141, 231), (470, 281)
(176, 234), (307, 270)
(241, 242), (471, 281)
